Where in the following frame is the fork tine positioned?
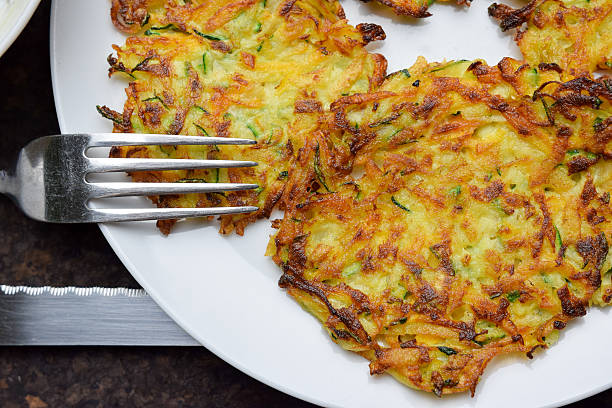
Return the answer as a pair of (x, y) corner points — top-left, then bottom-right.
(86, 133), (256, 148)
(91, 206), (259, 222)
(89, 182), (258, 198)
(88, 158), (257, 173)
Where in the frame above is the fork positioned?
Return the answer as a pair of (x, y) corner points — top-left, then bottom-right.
(0, 133), (259, 223)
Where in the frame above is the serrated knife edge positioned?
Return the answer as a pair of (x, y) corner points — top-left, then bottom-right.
(0, 285), (147, 297)
(0, 285), (199, 346)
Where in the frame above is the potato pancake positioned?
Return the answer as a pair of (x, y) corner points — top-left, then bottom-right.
(268, 57), (612, 395)
(102, 0), (387, 234)
(489, 0), (612, 76)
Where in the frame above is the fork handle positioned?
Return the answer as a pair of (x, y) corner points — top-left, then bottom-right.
(0, 170), (13, 195)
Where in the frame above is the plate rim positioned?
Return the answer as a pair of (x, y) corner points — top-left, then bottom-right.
(47, 0), (612, 406)
(0, 0), (42, 58)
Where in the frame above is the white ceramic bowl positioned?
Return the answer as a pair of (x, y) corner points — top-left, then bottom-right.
(0, 0), (41, 58)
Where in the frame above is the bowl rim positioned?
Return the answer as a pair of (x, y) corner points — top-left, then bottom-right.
(0, 0), (42, 58)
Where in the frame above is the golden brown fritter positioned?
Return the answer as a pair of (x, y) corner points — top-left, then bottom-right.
(358, 0), (468, 18)
(103, 0), (387, 234)
(489, 0), (612, 76)
(268, 57), (612, 395)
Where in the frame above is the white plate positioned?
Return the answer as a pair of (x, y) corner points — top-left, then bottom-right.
(0, 0), (40, 57)
(50, 0), (612, 406)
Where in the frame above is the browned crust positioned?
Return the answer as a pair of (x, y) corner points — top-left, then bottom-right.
(557, 286), (587, 317)
(294, 99), (323, 113)
(110, 0), (150, 34)
(488, 0), (540, 32)
(240, 52), (256, 69)
(568, 155), (599, 175)
(205, 0), (258, 31)
(278, 266), (373, 345)
(356, 23), (386, 44)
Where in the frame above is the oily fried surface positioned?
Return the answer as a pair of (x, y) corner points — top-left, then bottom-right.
(103, 0), (387, 235)
(358, 0), (469, 19)
(105, 0), (612, 397)
(268, 57), (612, 395)
(110, 0), (468, 20)
(489, 0), (612, 76)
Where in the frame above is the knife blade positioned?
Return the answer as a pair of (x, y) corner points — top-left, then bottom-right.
(0, 285), (200, 346)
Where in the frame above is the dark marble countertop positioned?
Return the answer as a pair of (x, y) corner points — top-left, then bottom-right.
(0, 2), (608, 407)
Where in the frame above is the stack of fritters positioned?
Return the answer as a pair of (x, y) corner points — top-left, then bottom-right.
(103, 0), (612, 397)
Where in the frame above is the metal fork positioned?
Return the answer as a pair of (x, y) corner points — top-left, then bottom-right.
(0, 133), (259, 223)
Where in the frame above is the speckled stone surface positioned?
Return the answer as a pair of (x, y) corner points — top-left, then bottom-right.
(0, 2), (608, 407)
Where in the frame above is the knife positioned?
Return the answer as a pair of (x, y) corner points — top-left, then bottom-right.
(0, 285), (199, 346)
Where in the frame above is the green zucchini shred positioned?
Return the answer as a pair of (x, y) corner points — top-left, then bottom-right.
(387, 128), (404, 141)
(141, 14), (150, 27)
(506, 290), (520, 302)
(95, 105), (124, 125)
(193, 29), (224, 41)
(391, 196), (411, 212)
(437, 346), (457, 355)
(314, 144), (331, 192)
(247, 124), (260, 139)
(554, 226), (563, 253)
(142, 95), (168, 109)
(492, 198), (506, 215)
(566, 149), (598, 160)
(541, 98), (554, 124)
(430, 60), (468, 73)
(390, 317), (408, 326)
(132, 56), (153, 72)
(194, 123), (209, 136)
(342, 262), (361, 277)
(595, 97), (603, 109)
(193, 105), (209, 114)
(449, 185), (461, 196)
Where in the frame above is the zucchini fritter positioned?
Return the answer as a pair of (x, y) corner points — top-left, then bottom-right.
(489, 0), (612, 76)
(104, 0), (387, 234)
(268, 57), (612, 395)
